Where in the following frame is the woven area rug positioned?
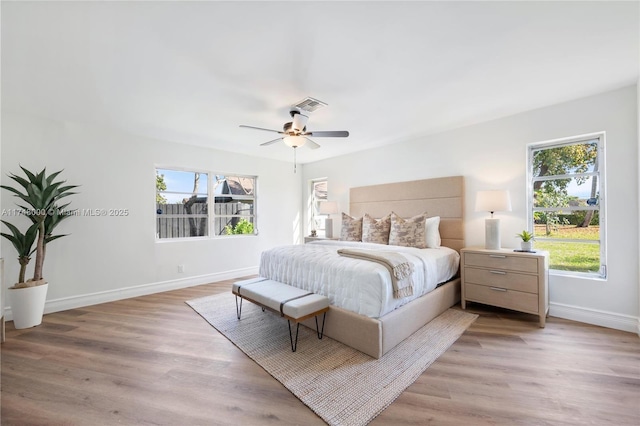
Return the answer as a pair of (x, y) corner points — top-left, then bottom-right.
(186, 292), (477, 426)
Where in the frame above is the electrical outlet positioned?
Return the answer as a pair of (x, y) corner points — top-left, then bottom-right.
(178, 264), (185, 273)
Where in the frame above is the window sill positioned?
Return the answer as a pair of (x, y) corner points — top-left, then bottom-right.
(549, 269), (606, 281)
(155, 234), (258, 243)
(155, 236), (210, 243)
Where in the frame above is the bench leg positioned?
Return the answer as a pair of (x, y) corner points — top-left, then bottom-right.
(235, 295), (243, 320)
(288, 313), (326, 352)
(288, 320), (300, 352)
(315, 312), (326, 340)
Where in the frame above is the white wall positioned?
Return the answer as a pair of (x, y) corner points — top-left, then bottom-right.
(2, 87), (637, 333)
(302, 85), (639, 333)
(1, 112), (302, 316)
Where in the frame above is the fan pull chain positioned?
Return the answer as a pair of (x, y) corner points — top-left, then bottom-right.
(293, 146), (297, 173)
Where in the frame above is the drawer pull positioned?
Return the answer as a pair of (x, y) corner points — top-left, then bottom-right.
(490, 287), (507, 292)
(489, 270), (506, 275)
(489, 255), (507, 258)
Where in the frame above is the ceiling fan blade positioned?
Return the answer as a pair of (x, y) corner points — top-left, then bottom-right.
(304, 130), (349, 138)
(260, 138), (283, 146)
(240, 125), (284, 134)
(303, 137), (321, 150)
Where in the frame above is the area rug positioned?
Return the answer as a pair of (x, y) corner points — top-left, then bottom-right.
(186, 293), (477, 426)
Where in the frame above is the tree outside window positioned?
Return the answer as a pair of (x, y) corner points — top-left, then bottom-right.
(528, 134), (605, 277)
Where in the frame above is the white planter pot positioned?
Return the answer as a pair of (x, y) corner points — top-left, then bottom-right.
(521, 241), (533, 252)
(9, 283), (48, 329)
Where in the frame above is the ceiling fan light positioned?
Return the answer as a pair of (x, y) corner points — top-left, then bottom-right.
(284, 136), (306, 148)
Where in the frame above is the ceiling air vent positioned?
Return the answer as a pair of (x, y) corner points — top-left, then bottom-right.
(293, 97), (327, 113)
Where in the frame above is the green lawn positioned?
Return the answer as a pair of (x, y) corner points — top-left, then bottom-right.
(532, 225), (600, 273)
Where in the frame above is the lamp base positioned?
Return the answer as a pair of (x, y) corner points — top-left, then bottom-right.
(325, 218), (334, 238)
(485, 218), (501, 250)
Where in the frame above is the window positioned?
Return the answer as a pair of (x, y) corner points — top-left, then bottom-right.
(310, 179), (328, 235)
(156, 169), (209, 238)
(213, 175), (256, 236)
(527, 133), (606, 277)
(156, 168), (257, 239)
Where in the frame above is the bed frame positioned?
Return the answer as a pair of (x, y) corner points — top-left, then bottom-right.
(301, 176), (465, 358)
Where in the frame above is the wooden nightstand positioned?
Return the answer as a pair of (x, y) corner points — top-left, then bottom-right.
(461, 247), (549, 327)
(304, 237), (340, 243)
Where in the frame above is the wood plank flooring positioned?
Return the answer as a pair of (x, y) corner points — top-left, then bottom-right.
(1, 277), (639, 425)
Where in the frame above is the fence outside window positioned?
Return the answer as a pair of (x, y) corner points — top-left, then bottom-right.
(156, 169), (256, 239)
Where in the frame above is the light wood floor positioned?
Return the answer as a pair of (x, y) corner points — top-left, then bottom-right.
(1, 277), (639, 425)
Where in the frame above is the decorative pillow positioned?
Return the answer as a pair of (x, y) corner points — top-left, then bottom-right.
(425, 216), (442, 248)
(389, 211), (428, 248)
(340, 213), (362, 241)
(362, 213), (391, 244)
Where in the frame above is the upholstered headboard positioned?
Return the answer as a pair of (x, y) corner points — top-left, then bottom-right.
(349, 176), (465, 252)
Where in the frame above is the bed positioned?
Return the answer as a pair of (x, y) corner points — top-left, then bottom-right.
(260, 176), (465, 358)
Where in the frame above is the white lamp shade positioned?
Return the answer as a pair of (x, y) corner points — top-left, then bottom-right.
(283, 136), (306, 148)
(319, 201), (339, 215)
(475, 190), (512, 213)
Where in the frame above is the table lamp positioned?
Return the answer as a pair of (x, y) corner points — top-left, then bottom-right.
(319, 201), (339, 238)
(475, 190), (512, 250)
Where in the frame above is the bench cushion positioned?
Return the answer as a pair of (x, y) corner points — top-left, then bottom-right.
(233, 278), (329, 320)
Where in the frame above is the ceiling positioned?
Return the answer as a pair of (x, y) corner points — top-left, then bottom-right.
(2, 1), (638, 165)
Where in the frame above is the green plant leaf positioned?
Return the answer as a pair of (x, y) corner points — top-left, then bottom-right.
(1, 220), (38, 257)
(2, 166), (79, 282)
(7, 173), (31, 190)
(45, 234), (68, 244)
(45, 170), (64, 185)
(19, 166), (38, 183)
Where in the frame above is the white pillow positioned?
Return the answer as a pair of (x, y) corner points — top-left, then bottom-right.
(425, 216), (441, 248)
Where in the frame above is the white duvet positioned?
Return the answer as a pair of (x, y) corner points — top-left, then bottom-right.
(258, 240), (460, 318)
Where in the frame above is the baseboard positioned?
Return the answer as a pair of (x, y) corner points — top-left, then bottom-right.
(550, 302), (638, 334)
(4, 267), (258, 321)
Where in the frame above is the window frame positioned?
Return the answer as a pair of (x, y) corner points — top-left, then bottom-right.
(212, 174), (258, 238)
(526, 132), (607, 279)
(155, 167), (258, 241)
(310, 178), (328, 236)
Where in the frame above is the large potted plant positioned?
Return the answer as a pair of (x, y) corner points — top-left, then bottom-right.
(1, 167), (78, 328)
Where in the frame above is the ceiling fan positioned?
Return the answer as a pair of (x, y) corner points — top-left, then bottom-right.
(240, 97), (349, 149)
(239, 98), (349, 172)
(239, 109), (349, 150)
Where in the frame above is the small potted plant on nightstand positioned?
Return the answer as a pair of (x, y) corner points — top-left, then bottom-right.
(516, 230), (535, 252)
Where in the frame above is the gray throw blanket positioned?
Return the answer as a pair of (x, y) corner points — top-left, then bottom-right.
(337, 248), (414, 299)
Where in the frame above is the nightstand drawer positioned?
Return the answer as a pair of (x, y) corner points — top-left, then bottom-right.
(464, 252), (538, 273)
(465, 283), (539, 314)
(463, 267), (539, 293)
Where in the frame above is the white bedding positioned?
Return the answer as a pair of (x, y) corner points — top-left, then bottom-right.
(258, 240), (460, 318)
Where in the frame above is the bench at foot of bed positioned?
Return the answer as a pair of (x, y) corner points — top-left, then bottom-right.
(232, 277), (330, 352)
